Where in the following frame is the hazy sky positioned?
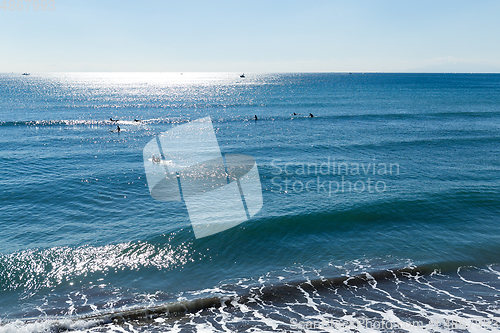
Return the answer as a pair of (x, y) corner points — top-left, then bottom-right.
(1, 0), (500, 72)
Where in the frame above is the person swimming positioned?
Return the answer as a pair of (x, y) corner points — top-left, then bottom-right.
(110, 118), (118, 122)
(134, 119), (140, 122)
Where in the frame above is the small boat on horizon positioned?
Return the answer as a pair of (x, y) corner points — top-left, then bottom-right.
(22, 73), (30, 76)
(240, 73), (245, 78)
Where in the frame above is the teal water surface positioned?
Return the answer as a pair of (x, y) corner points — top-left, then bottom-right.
(1, 73), (500, 332)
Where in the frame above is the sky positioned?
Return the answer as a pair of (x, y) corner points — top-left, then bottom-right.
(1, 0), (500, 72)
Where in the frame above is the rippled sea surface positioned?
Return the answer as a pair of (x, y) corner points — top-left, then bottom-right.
(1, 73), (500, 332)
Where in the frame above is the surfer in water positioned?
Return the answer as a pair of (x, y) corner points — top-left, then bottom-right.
(116, 125), (121, 133)
(134, 119), (141, 122)
(110, 118), (118, 122)
(309, 113), (314, 118)
(254, 115), (258, 120)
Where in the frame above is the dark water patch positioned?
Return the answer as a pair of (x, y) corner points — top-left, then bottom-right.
(4, 262), (497, 332)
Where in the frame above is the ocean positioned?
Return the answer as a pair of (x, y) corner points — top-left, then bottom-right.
(1, 72), (500, 332)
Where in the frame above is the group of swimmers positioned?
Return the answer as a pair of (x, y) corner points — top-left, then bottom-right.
(110, 118), (142, 132)
(111, 114), (315, 132)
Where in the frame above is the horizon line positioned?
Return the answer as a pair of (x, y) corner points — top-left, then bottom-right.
(4, 71), (500, 74)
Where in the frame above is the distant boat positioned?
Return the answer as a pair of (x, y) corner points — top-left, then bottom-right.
(22, 73), (30, 76)
(240, 73), (245, 78)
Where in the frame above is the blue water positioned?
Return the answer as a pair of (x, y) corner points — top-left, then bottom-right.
(1, 73), (500, 332)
